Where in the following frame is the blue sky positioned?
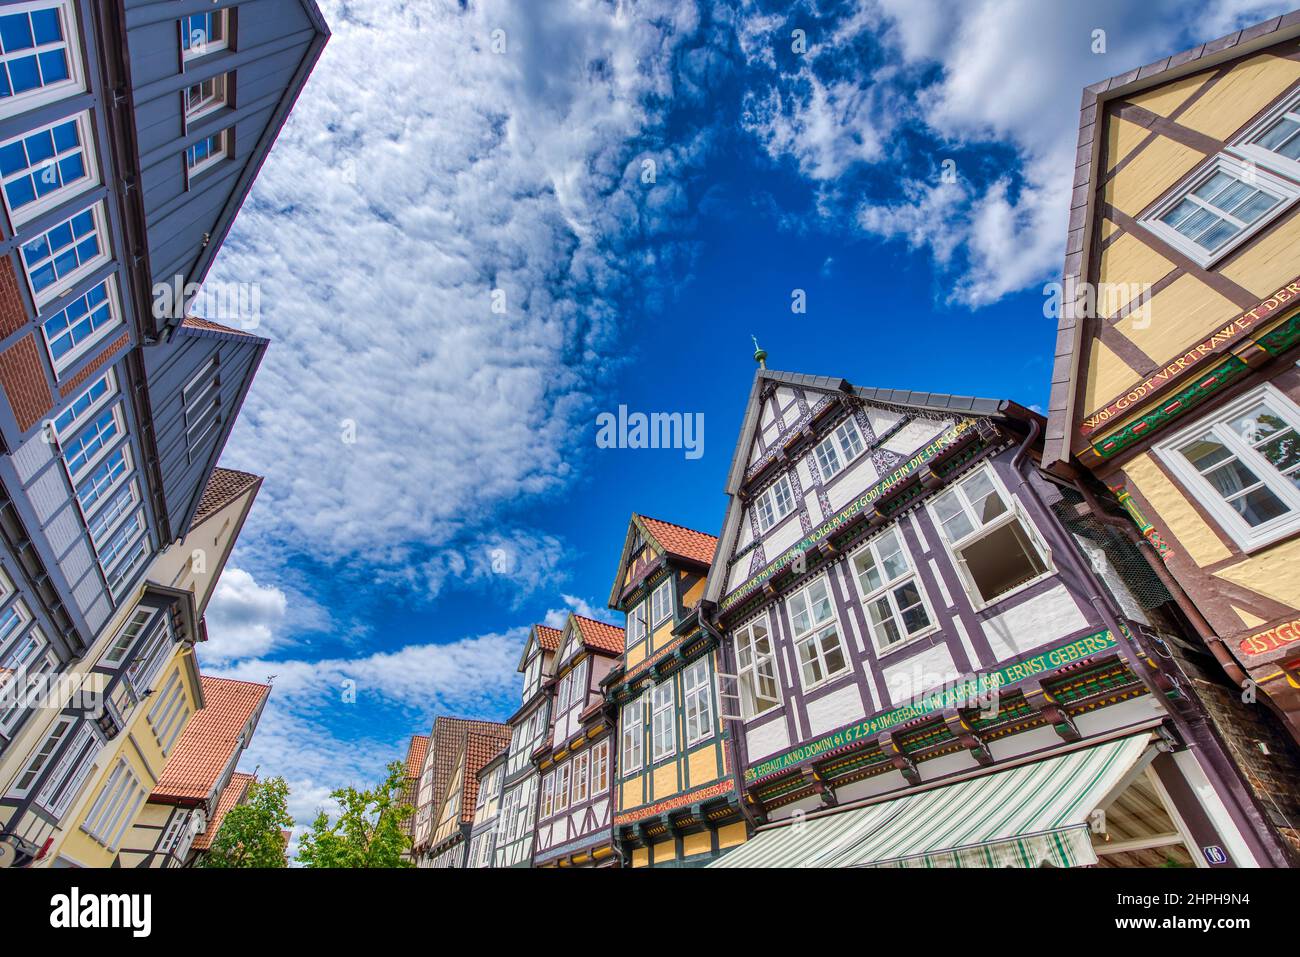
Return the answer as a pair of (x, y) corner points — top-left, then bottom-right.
(191, 0), (1293, 834)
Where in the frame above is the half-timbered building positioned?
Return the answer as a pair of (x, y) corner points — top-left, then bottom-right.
(398, 732), (427, 863)
(465, 743), (506, 868)
(603, 515), (749, 867)
(411, 716), (505, 866)
(703, 365), (1287, 868)
(426, 724), (509, 869)
(495, 623), (559, 866)
(533, 613), (623, 867)
(1044, 12), (1300, 853)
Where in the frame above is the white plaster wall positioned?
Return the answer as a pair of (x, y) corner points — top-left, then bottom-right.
(744, 713), (791, 760)
(826, 454), (880, 511)
(805, 682), (866, 737)
(882, 417), (950, 457)
(982, 583), (1089, 660)
(882, 643), (959, 704)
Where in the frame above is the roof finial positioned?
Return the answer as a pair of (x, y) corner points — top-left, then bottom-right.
(751, 335), (767, 369)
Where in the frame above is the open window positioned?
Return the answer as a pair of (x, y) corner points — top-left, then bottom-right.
(734, 614), (780, 719)
(930, 465), (1050, 607)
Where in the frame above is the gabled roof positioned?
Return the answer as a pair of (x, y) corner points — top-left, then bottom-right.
(572, 615), (626, 656)
(190, 467), (263, 530)
(181, 315), (264, 341)
(516, 623), (563, 672)
(404, 734), (429, 781)
(606, 513), (719, 607)
(457, 729), (512, 825)
(703, 367), (1034, 607)
(153, 677), (270, 804)
(1044, 11), (1300, 468)
(423, 717), (511, 826)
(190, 771), (255, 851)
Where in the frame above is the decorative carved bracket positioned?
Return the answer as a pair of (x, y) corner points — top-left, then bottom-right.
(1022, 678), (1080, 742)
(876, 732), (921, 786)
(941, 709), (993, 765)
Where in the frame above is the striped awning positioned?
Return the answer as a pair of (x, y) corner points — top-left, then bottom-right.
(710, 734), (1153, 868)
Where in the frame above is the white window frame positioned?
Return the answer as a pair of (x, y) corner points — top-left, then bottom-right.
(626, 600), (646, 647)
(1141, 153), (1300, 268)
(621, 695), (644, 772)
(75, 442), (132, 521)
(0, 634), (54, 737)
(651, 681), (675, 762)
(523, 651), (541, 700)
(786, 574), (850, 692)
(734, 613), (781, 720)
(10, 713), (71, 796)
(1156, 383), (1300, 553)
(571, 749), (590, 804)
(20, 200), (109, 306)
(682, 657), (714, 746)
(553, 761), (570, 813)
(850, 526), (938, 655)
(59, 401), (124, 481)
(813, 416), (866, 481)
(180, 9), (230, 62)
(0, 109), (98, 226)
(51, 367), (115, 443)
(754, 474), (795, 533)
(107, 530), (150, 599)
(0, 1), (86, 115)
(184, 127), (230, 180)
(928, 463), (1052, 610)
(42, 274), (124, 374)
(81, 756), (145, 851)
(183, 71), (228, 124)
(650, 577), (672, 627)
(592, 739), (609, 794)
(1230, 88), (1300, 186)
(100, 607), (153, 668)
(35, 720), (99, 817)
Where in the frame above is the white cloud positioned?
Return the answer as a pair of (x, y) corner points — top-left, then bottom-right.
(202, 567), (289, 663)
(208, 0), (705, 576)
(542, 593), (621, 628)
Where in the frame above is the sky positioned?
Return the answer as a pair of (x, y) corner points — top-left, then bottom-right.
(194, 0), (1296, 843)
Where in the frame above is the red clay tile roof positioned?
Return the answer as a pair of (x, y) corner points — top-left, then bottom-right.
(424, 718), (511, 823)
(190, 467), (262, 530)
(459, 728), (511, 824)
(639, 515), (717, 567)
(153, 677), (270, 804)
(182, 315), (259, 337)
(405, 734), (429, 780)
(535, 624), (563, 652)
(191, 771), (255, 850)
(574, 616), (625, 655)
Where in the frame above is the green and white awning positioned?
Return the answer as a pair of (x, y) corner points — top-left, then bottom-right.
(710, 734), (1153, 868)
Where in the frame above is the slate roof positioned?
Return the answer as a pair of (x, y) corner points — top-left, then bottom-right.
(190, 467), (262, 530)
(639, 515), (718, 567)
(152, 677), (270, 803)
(573, 615), (626, 655)
(1043, 10), (1300, 467)
(190, 771), (255, 851)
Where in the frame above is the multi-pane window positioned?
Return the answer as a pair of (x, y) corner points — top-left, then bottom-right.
(61, 406), (119, 478)
(147, 669), (189, 756)
(931, 466), (1049, 606)
(788, 576), (848, 689)
(43, 278), (120, 368)
(650, 578), (672, 626)
(683, 658), (714, 745)
(125, 608), (171, 686)
(651, 682), (675, 761)
(82, 757), (145, 850)
(735, 616), (780, 719)
(1161, 387), (1300, 550)
(102, 608), (153, 667)
(76, 445), (129, 516)
(0, 629), (52, 735)
(592, 740), (609, 794)
(21, 203), (105, 303)
(185, 128), (230, 178)
(108, 531), (149, 597)
(35, 720), (98, 817)
(98, 509), (145, 575)
(626, 600), (646, 646)
(184, 72), (228, 123)
(0, 113), (93, 223)
(87, 481), (138, 551)
(180, 10), (229, 60)
(755, 474), (795, 533)
(814, 417), (866, 480)
(553, 762), (570, 813)
(0, 3), (79, 110)
(571, 750), (590, 803)
(1237, 90), (1300, 179)
(523, 651), (541, 700)
(853, 527), (933, 651)
(11, 714), (71, 795)
(621, 695), (643, 772)
(53, 370), (113, 440)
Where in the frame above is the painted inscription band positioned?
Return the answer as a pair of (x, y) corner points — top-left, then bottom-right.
(1080, 278), (1300, 436)
(720, 418), (976, 614)
(1239, 619), (1300, 659)
(743, 629), (1119, 784)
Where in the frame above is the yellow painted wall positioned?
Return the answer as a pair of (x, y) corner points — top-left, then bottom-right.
(1102, 134), (1203, 218)
(1125, 71), (1209, 118)
(1082, 339), (1139, 413)
(632, 846), (649, 867)
(1124, 454), (1233, 566)
(653, 762), (677, 801)
(687, 746), (719, 787)
(1214, 537), (1300, 609)
(652, 839), (675, 864)
(1117, 274), (1238, 358)
(682, 830), (711, 858)
(717, 821), (748, 850)
(1221, 215), (1300, 297)
(1177, 54), (1300, 139)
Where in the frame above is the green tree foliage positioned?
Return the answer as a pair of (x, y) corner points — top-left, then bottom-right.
(201, 776), (294, 868)
(297, 761), (414, 868)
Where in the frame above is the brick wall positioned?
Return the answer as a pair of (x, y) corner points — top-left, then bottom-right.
(0, 333), (53, 433)
(0, 254), (29, 339)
